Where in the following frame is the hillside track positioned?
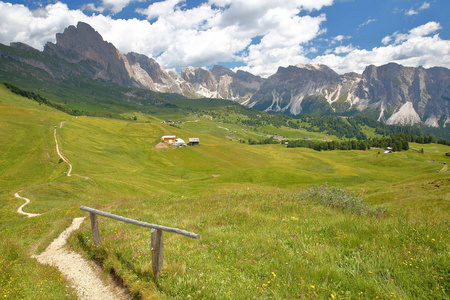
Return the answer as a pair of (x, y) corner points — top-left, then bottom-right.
(25, 123), (126, 299)
(54, 126), (73, 177)
(14, 191), (41, 218)
(54, 124), (92, 181)
(33, 217), (129, 300)
(14, 122), (92, 218)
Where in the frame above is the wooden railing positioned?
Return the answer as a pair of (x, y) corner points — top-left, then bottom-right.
(80, 206), (200, 279)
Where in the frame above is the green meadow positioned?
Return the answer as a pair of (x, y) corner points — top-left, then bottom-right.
(0, 84), (449, 299)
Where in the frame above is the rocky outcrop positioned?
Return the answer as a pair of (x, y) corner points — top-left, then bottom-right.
(182, 65), (265, 102)
(125, 52), (196, 95)
(248, 64), (359, 115)
(247, 63), (450, 126)
(352, 63), (450, 126)
(45, 22), (133, 86)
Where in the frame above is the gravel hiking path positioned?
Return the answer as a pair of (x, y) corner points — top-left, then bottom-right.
(54, 125), (92, 181)
(14, 123), (90, 218)
(54, 126), (73, 177)
(33, 217), (129, 300)
(14, 191), (41, 218)
(30, 125), (127, 299)
(12, 122), (125, 298)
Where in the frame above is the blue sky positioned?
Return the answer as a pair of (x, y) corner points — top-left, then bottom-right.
(1, 0), (449, 77)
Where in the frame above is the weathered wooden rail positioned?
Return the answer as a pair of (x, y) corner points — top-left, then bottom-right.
(80, 206), (200, 279)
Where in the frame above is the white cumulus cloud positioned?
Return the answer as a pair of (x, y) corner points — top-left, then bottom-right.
(100, 0), (145, 14)
(311, 22), (450, 74)
(136, 0), (185, 20)
(237, 13), (327, 77)
(0, 2), (87, 49)
(334, 44), (356, 54)
(382, 21), (441, 45)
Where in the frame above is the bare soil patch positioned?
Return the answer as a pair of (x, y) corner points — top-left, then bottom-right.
(154, 142), (169, 149)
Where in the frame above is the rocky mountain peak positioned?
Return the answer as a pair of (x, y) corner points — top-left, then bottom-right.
(273, 64), (340, 83)
(295, 63), (334, 72)
(126, 52), (165, 82)
(126, 52), (195, 95)
(55, 22), (105, 51)
(211, 65), (234, 77)
(181, 65), (264, 101)
(43, 22), (133, 85)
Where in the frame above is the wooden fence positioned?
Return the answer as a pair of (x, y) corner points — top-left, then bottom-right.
(80, 206), (200, 279)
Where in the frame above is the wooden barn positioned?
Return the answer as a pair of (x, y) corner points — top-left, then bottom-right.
(161, 135), (176, 144)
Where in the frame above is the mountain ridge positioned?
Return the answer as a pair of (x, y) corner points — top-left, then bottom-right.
(0, 21), (449, 127)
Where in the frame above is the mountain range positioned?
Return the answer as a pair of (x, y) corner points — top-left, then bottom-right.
(1, 22), (449, 128)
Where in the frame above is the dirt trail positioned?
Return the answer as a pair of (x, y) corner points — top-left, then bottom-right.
(54, 125), (92, 180)
(54, 127), (73, 176)
(14, 191), (41, 218)
(14, 122), (125, 299)
(33, 217), (129, 300)
(14, 123), (81, 217)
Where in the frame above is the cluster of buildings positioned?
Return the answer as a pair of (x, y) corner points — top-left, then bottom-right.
(161, 135), (200, 146)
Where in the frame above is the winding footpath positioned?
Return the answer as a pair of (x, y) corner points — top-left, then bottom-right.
(54, 125), (91, 180)
(14, 191), (42, 218)
(54, 126), (73, 176)
(15, 122), (125, 299)
(33, 217), (125, 300)
(15, 124), (73, 217)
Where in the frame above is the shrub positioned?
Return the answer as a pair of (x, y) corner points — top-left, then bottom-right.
(301, 184), (386, 216)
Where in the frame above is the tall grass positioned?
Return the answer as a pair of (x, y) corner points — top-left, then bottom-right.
(70, 188), (448, 299)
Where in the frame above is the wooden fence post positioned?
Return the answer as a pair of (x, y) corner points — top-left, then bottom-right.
(151, 229), (164, 279)
(89, 212), (101, 246)
(80, 206), (200, 280)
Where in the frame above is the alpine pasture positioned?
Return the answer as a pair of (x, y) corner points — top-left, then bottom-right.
(0, 84), (448, 299)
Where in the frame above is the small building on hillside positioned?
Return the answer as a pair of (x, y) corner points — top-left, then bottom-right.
(162, 135), (176, 144)
(188, 138), (200, 146)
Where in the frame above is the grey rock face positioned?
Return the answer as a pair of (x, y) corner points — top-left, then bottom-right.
(249, 64), (354, 115)
(248, 63), (449, 127)
(353, 63), (450, 126)
(125, 52), (196, 95)
(46, 22), (133, 86)
(182, 65), (265, 102)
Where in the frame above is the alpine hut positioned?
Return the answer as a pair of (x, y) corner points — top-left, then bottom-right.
(162, 135), (176, 144)
(188, 138), (200, 146)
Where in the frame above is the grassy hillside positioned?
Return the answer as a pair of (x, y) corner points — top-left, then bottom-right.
(0, 84), (449, 299)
